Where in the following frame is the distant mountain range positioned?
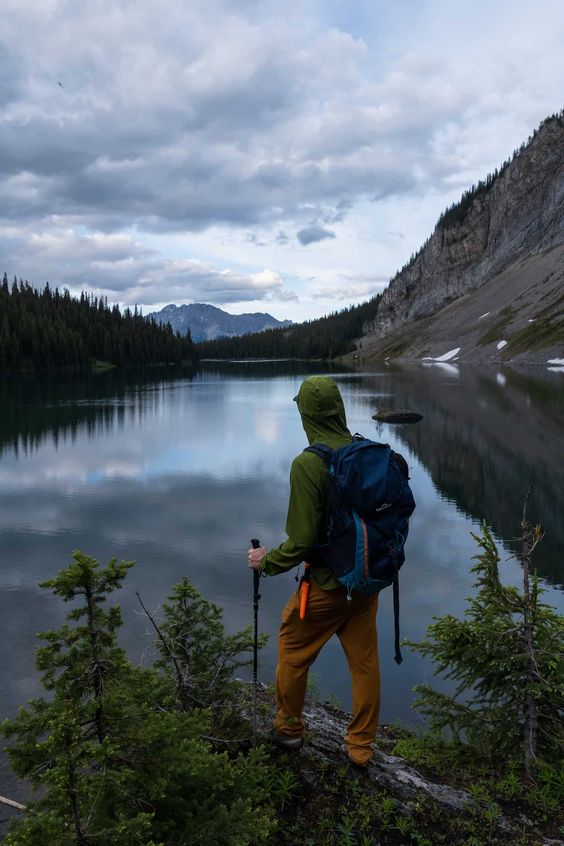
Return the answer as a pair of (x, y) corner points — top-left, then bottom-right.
(147, 303), (292, 342)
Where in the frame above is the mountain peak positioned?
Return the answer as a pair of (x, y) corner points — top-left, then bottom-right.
(147, 302), (292, 342)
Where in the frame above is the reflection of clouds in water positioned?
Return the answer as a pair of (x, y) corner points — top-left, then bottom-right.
(0, 379), (304, 487)
(0, 444), (147, 488)
(254, 408), (281, 445)
(5, 457), (560, 714)
(2, 367), (564, 777)
(0, 475), (291, 589)
(87, 461), (146, 481)
(342, 390), (393, 402)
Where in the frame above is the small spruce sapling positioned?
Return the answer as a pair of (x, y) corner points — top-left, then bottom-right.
(409, 509), (563, 774)
(2, 551), (156, 845)
(36, 550), (134, 741)
(2, 553), (276, 845)
(148, 576), (268, 733)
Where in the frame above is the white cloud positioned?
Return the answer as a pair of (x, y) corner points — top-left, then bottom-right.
(0, 224), (295, 305)
(0, 0), (562, 318)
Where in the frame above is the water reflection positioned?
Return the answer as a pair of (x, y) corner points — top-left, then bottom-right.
(0, 367), (200, 458)
(358, 365), (564, 587)
(0, 362), (562, 809)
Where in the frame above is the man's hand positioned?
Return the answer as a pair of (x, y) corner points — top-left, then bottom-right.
(248, 545), (267, 571)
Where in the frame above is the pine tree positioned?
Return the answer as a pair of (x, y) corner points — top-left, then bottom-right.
(0, 278), (198, 371)
(408, 507), (564, 774)
(146, 577), (267, 734)
(2, 552), (156, 844)
(2, 553), (275, 845)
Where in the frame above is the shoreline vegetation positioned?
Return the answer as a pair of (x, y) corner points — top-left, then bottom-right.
(0, 275), (198, 373)
(3, 115), (562, 375)
(1, 271), (560, 372)
(1, 512), (562, 845)
(196, 295), (382, 362)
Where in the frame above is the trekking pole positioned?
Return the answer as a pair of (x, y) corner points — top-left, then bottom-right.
(251, 538), (261, 746)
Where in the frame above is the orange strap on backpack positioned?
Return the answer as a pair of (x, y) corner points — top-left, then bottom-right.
(299, 563), (312, 620)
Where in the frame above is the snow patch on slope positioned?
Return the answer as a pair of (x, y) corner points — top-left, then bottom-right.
(422, 347), (461, 362)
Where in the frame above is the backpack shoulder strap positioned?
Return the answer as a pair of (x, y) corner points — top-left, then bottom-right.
(303, 443), (334, 464)
(391, 450), (410, 480)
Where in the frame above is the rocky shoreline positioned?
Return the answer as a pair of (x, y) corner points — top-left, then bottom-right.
(246, 682), (564, 846)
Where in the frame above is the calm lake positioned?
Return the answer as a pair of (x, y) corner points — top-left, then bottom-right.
(1, 361), (563, 804)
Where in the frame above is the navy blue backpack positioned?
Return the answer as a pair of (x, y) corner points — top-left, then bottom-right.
(305, 435), (416, 663)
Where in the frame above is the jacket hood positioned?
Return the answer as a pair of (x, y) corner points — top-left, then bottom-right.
(294, 376), (351, 445)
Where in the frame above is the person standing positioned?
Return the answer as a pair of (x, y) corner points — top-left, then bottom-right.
(248, 376), (380, 767)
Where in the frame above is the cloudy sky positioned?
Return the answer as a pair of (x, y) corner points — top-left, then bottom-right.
(1, 0), (563, 322)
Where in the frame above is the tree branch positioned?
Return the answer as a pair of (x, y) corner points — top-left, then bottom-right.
(0, 795), (26, 811)
(136, 591), (190, 710)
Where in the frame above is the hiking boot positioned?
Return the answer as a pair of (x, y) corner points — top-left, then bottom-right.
(340, 744), (368, 775)
(268, 730), (304, 751)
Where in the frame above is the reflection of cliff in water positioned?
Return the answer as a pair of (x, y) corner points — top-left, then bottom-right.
(0, 366), (196, 457)
(383, 366), (564, 587)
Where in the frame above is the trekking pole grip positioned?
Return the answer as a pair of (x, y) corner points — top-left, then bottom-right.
(251, 538), (261, 596)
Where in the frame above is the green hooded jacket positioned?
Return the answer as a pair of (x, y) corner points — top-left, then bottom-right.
(261, 375), (352, 589)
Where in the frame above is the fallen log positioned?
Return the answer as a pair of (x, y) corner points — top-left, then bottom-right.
(239, 682), (564, 846)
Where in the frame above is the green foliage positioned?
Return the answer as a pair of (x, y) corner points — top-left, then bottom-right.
(437, 176), (498, 229)
(2, 552), (275, 845)
(435, 113), (564, 232)
(408, 521), (564, 771)
(196, 296), (382, 361)
(503, 313), (564, 356)
(271, 768), (300, 811)
(477, 307), (514, 346)
(153, 576), (267, 733)
(5, 524), (563, 845)
(392, 731), (471, 779)
(0, 275), (197, 371)
(36, 552), (133, 715)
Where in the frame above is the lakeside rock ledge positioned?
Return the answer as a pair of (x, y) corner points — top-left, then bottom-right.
(245, 682), (564, 846)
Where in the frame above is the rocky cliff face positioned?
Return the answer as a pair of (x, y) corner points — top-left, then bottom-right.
(366, 116), (564, 340)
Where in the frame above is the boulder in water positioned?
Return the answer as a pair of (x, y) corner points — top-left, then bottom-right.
(372, 410), (423, 424)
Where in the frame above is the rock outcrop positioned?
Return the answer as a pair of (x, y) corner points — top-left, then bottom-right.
(246, 683), (564, 845)
(360, 115), (564, 363)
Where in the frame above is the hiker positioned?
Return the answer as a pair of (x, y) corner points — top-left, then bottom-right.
(247, 375), (380, 768)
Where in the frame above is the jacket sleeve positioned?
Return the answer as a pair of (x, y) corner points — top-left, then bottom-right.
(261, 453), (325, 576)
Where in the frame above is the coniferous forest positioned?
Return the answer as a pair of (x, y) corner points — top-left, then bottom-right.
(197, 294), (382, 360)
(0, 275), (197, 371)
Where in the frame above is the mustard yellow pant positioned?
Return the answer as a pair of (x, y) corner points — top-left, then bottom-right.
(274, 580), (380, 766)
